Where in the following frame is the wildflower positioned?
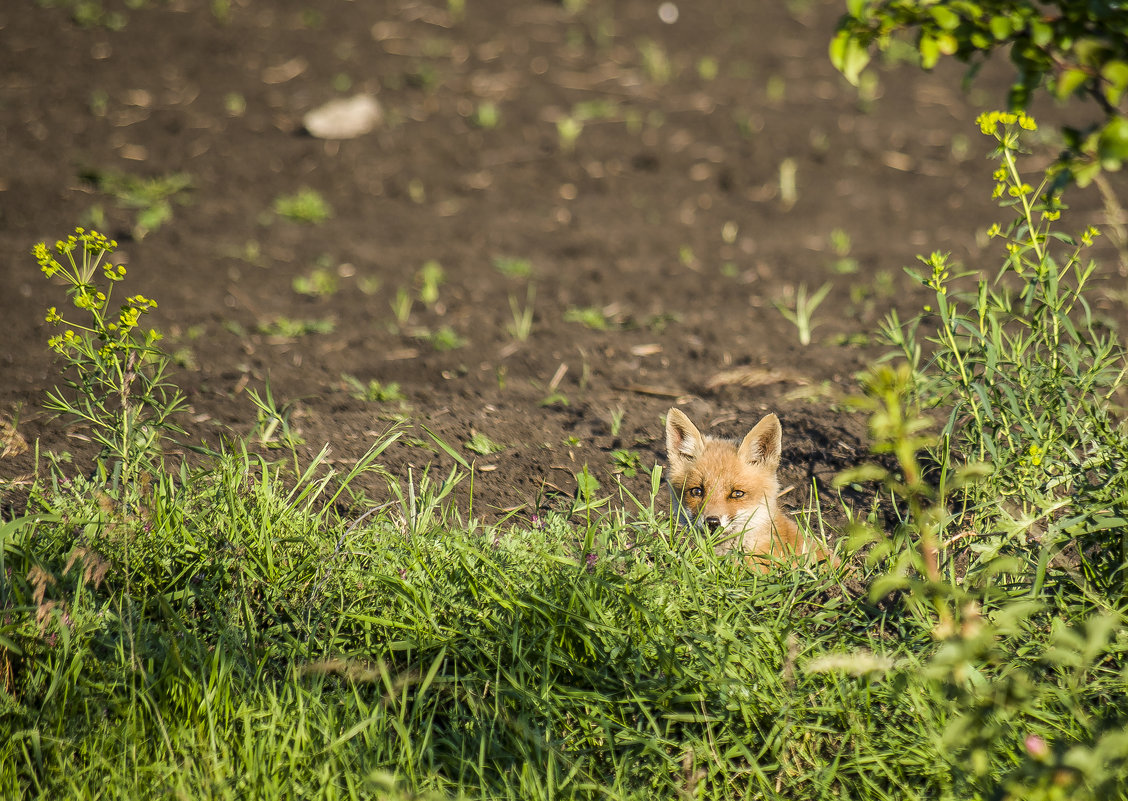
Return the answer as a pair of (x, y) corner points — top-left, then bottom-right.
(118, 307), (141, 331)
(45, 307), (62, 324)
(976, 110), (1037, 135)
(1025, 734), (1049, 760)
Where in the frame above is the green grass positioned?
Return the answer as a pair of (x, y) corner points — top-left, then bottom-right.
(7, 117), (1128, 799)
(3, 441), (1125, 800)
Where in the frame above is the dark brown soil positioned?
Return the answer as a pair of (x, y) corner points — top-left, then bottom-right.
(1, 0), (1123, 526)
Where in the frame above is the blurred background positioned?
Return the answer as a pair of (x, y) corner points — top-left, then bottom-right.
(2, 0), (1123, 516)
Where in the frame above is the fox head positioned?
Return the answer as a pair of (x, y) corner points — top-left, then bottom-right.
(664, 408), (786, 549)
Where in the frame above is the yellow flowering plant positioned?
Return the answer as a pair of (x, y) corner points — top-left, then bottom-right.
(881, 114), (1127, 591)
(35, 227), (184, 488)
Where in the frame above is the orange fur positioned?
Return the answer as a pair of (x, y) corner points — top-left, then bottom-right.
(665, 408), (823, 566)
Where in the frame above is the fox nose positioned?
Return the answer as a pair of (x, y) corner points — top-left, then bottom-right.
(704, 516), (722, 532)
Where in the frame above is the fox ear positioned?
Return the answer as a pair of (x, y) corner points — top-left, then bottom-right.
(665, 408), (704, 463)
(738, 413), (782, 469)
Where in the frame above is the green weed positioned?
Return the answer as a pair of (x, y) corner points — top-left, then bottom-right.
(609, 448), (642, 477)
(292, 267), (338, 297)
(81, 168), (192, 239)
(38, 0), (130, 29)
(391, 286), (413, 327)
(828, 228), (860, 274)
(257, 316), (335, 337)
(885, 111), (1128, 596)
(471, 101), (499, 129)
(422, 325), (465, 351)
(564, 305), (616, 331)
(273, 188), (333, 224)
(341, 374), (406, 404)
(417, 260), (445, 307)
(608, 406), (625, 437)
(774, 282), (832, 346)
(507, 284), (536, 342)
(35, 228), (184, 488)
(493, 256), (534, 279)
(556, 116), (583, 153)
(464, 431), (506, 456)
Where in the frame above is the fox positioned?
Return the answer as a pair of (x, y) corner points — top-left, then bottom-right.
(664, 407), (821, 564)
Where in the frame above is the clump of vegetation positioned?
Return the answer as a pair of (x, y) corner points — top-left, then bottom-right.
(34, 228), (183, 487)
(464, 431), (506, 456)
(609, 447), (642, 477)
(416, 260), (445, 307)
(341, 374), (406, 404)
(292, 267), (338, 297)
(564, 305), (622, 331)
(256, 316), (335, 337)
(273, 187), (333, 223)
(492, 256), (534, 279)
(81, 168), (193, 239)
(37, 0), (132, 30)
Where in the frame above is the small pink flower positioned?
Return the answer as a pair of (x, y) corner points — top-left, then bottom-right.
(1025, 734), (1048, 759)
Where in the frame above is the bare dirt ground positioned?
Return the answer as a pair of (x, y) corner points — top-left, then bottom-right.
(2, 0), (1124, 525)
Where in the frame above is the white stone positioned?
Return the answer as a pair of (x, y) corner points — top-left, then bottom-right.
(303, 94), (383, 140)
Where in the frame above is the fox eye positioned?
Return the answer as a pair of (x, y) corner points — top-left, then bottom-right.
(729, 490), (745, 499)
(689, 486), (704, 498)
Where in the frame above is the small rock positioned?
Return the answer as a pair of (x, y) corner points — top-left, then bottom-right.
(302, 94), (383, 139)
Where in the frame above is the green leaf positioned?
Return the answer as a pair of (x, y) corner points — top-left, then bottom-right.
(1071, 159), (1101, 186)
(1101, 61), (1128, 106)
(833, 463), (889, 487)
(829, 30), (870, 86)
(929, 6), (960, 31)
(988, 15), (1012, 40)
(937, 32), (959, 56)
(952, 462), (993, 488)
(1030, 20), (1053, 47)
(919, 33), (941, 70)
(869, 573), (910, 601)
(1055, 68), (1089, 100)
(421, 424), (472, 470)
(1098, 116), (1128, 168)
